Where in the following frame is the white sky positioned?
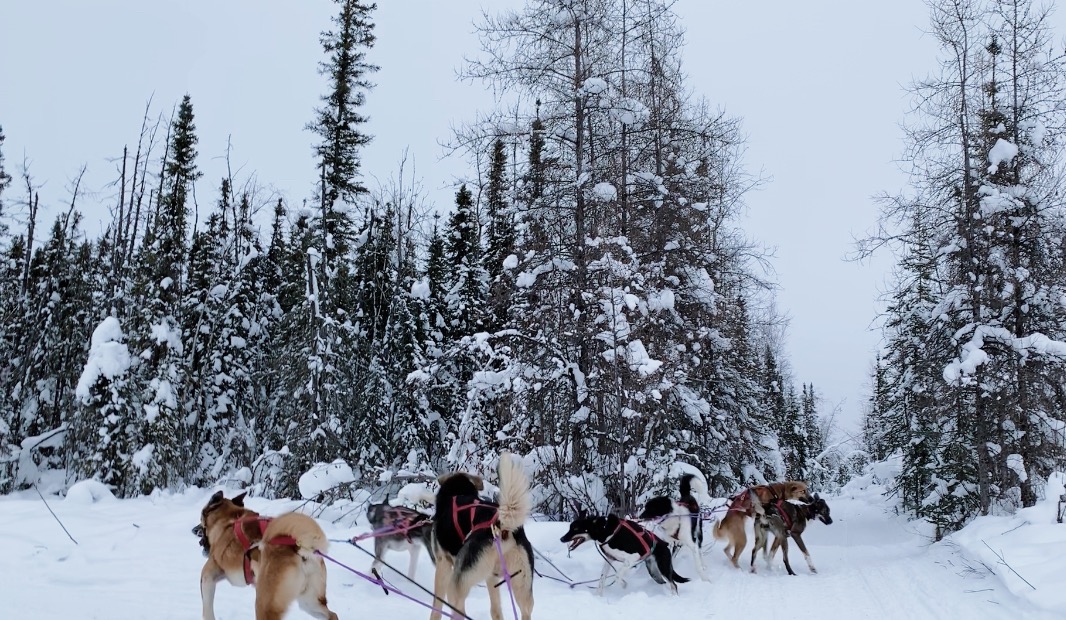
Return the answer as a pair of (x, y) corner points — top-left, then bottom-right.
(6, 1), (1058, 434)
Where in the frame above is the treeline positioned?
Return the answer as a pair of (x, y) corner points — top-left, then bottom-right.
(861, 0), (1066, 538)
(0, 0), (840, 511)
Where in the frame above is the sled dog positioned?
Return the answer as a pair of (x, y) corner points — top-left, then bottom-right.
(427, 453), (534, 620)
(193, 490), (338, 620)
(561, 513), (689, 594)
(712, 481), (813, 568)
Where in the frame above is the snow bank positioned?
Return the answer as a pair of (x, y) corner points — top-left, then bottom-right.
(298, 460), (356, 499)
(64, 479), (116, 504)
(950, 472), (1066, 614)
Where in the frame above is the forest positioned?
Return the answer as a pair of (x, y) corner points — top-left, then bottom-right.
(2, 0), (1065, 539)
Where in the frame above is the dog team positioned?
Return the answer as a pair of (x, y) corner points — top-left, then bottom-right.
(193, 453), (833, 619)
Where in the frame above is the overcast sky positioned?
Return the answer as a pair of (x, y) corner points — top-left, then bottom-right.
(7, 1), (1058, 435)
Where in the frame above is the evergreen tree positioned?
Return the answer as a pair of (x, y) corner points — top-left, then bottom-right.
(309, 0), (378, 207)
(445, 184), (485, 336)
(72, 317), (135, 493)
(128, 94), (201, 494)
(0, 125), (11, 216)
(484, 139), (515, 329)
(864, 0), (1066, 535)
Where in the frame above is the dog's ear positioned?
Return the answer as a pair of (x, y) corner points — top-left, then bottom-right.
(232, 491), (247, 506)
(206, 490), (224, 507)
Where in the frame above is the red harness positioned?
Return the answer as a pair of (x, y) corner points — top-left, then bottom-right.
(384, 507), (430, 541)
(233, 516), (299, 585)
(605, 519), (657, 560)
(771, 500), (793, 530)
(451, 497), (499, 540)
(726, 489), (753, 514)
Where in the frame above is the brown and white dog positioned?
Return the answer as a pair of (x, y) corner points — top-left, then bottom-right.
(711, 481), (813, 569)
(193, 491), (339, 620)
(427, 453), (534, 620)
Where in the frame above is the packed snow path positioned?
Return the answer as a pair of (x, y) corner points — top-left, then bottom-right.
(1, 485), (1061, 619)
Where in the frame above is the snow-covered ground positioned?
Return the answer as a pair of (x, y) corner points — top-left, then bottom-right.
(2, 475), (1064, 620)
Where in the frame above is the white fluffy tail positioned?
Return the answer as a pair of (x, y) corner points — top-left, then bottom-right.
(496, 452), (531, 532)
(689, 475), (711, 504)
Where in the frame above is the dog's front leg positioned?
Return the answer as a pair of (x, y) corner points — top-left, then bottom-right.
(596, 559), (611, 596)
(791, 533), (817, 574)
(200, 560), (224, 620)
(407, 544), (420, 580)
(615, 559), (635, 590)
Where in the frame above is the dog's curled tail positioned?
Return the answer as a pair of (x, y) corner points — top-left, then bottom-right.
(496, 452), (531, 532)
(682, 473), (710, 504)
(264, 512), (330, 559)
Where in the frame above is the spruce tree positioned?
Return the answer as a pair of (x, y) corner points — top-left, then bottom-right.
(130, 94), (201, 494)
(309, 0), (378, 207)
(0, 125), (11, 217)
(484, 139), (516, 331)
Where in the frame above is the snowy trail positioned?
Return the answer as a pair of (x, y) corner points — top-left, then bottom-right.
(0, 487), (1059, 620)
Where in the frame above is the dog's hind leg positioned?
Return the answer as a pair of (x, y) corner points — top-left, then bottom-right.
(485, 575), (504, 620)
(296, 557), (339, 620)
(750, 517), (771, 574)
(255, 561), (301, 620)
(728, 523), (747, 568)
(509, 561), (535, 620)
(429, 560), (451, 620)
(689, 539), (710, 581)
(775, 537), (796, 576)
(678, 517), (709, 581)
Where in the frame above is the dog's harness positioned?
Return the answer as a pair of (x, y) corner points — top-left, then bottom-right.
(770, 500), (794, 530)
(385, 507), (431, 541)
(726, 489), (753, 514)
(233, 516), (299, 585)
(604, 519), (657, 561)
(727, 485), (785, 516)
(451, 496), (500, 541)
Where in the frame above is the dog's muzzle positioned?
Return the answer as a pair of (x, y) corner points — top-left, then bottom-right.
(564, 533), (590, 552)
(193, 523), (210, 556)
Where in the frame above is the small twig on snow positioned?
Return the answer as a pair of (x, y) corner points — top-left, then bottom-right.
(982, 540), (1035, 590)
(35, 484), (78, 545)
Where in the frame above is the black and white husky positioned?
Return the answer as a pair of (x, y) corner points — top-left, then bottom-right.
(638, 473), (710, 581)
(560, 513), (689, 594)
(365, 501), (434, 580)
